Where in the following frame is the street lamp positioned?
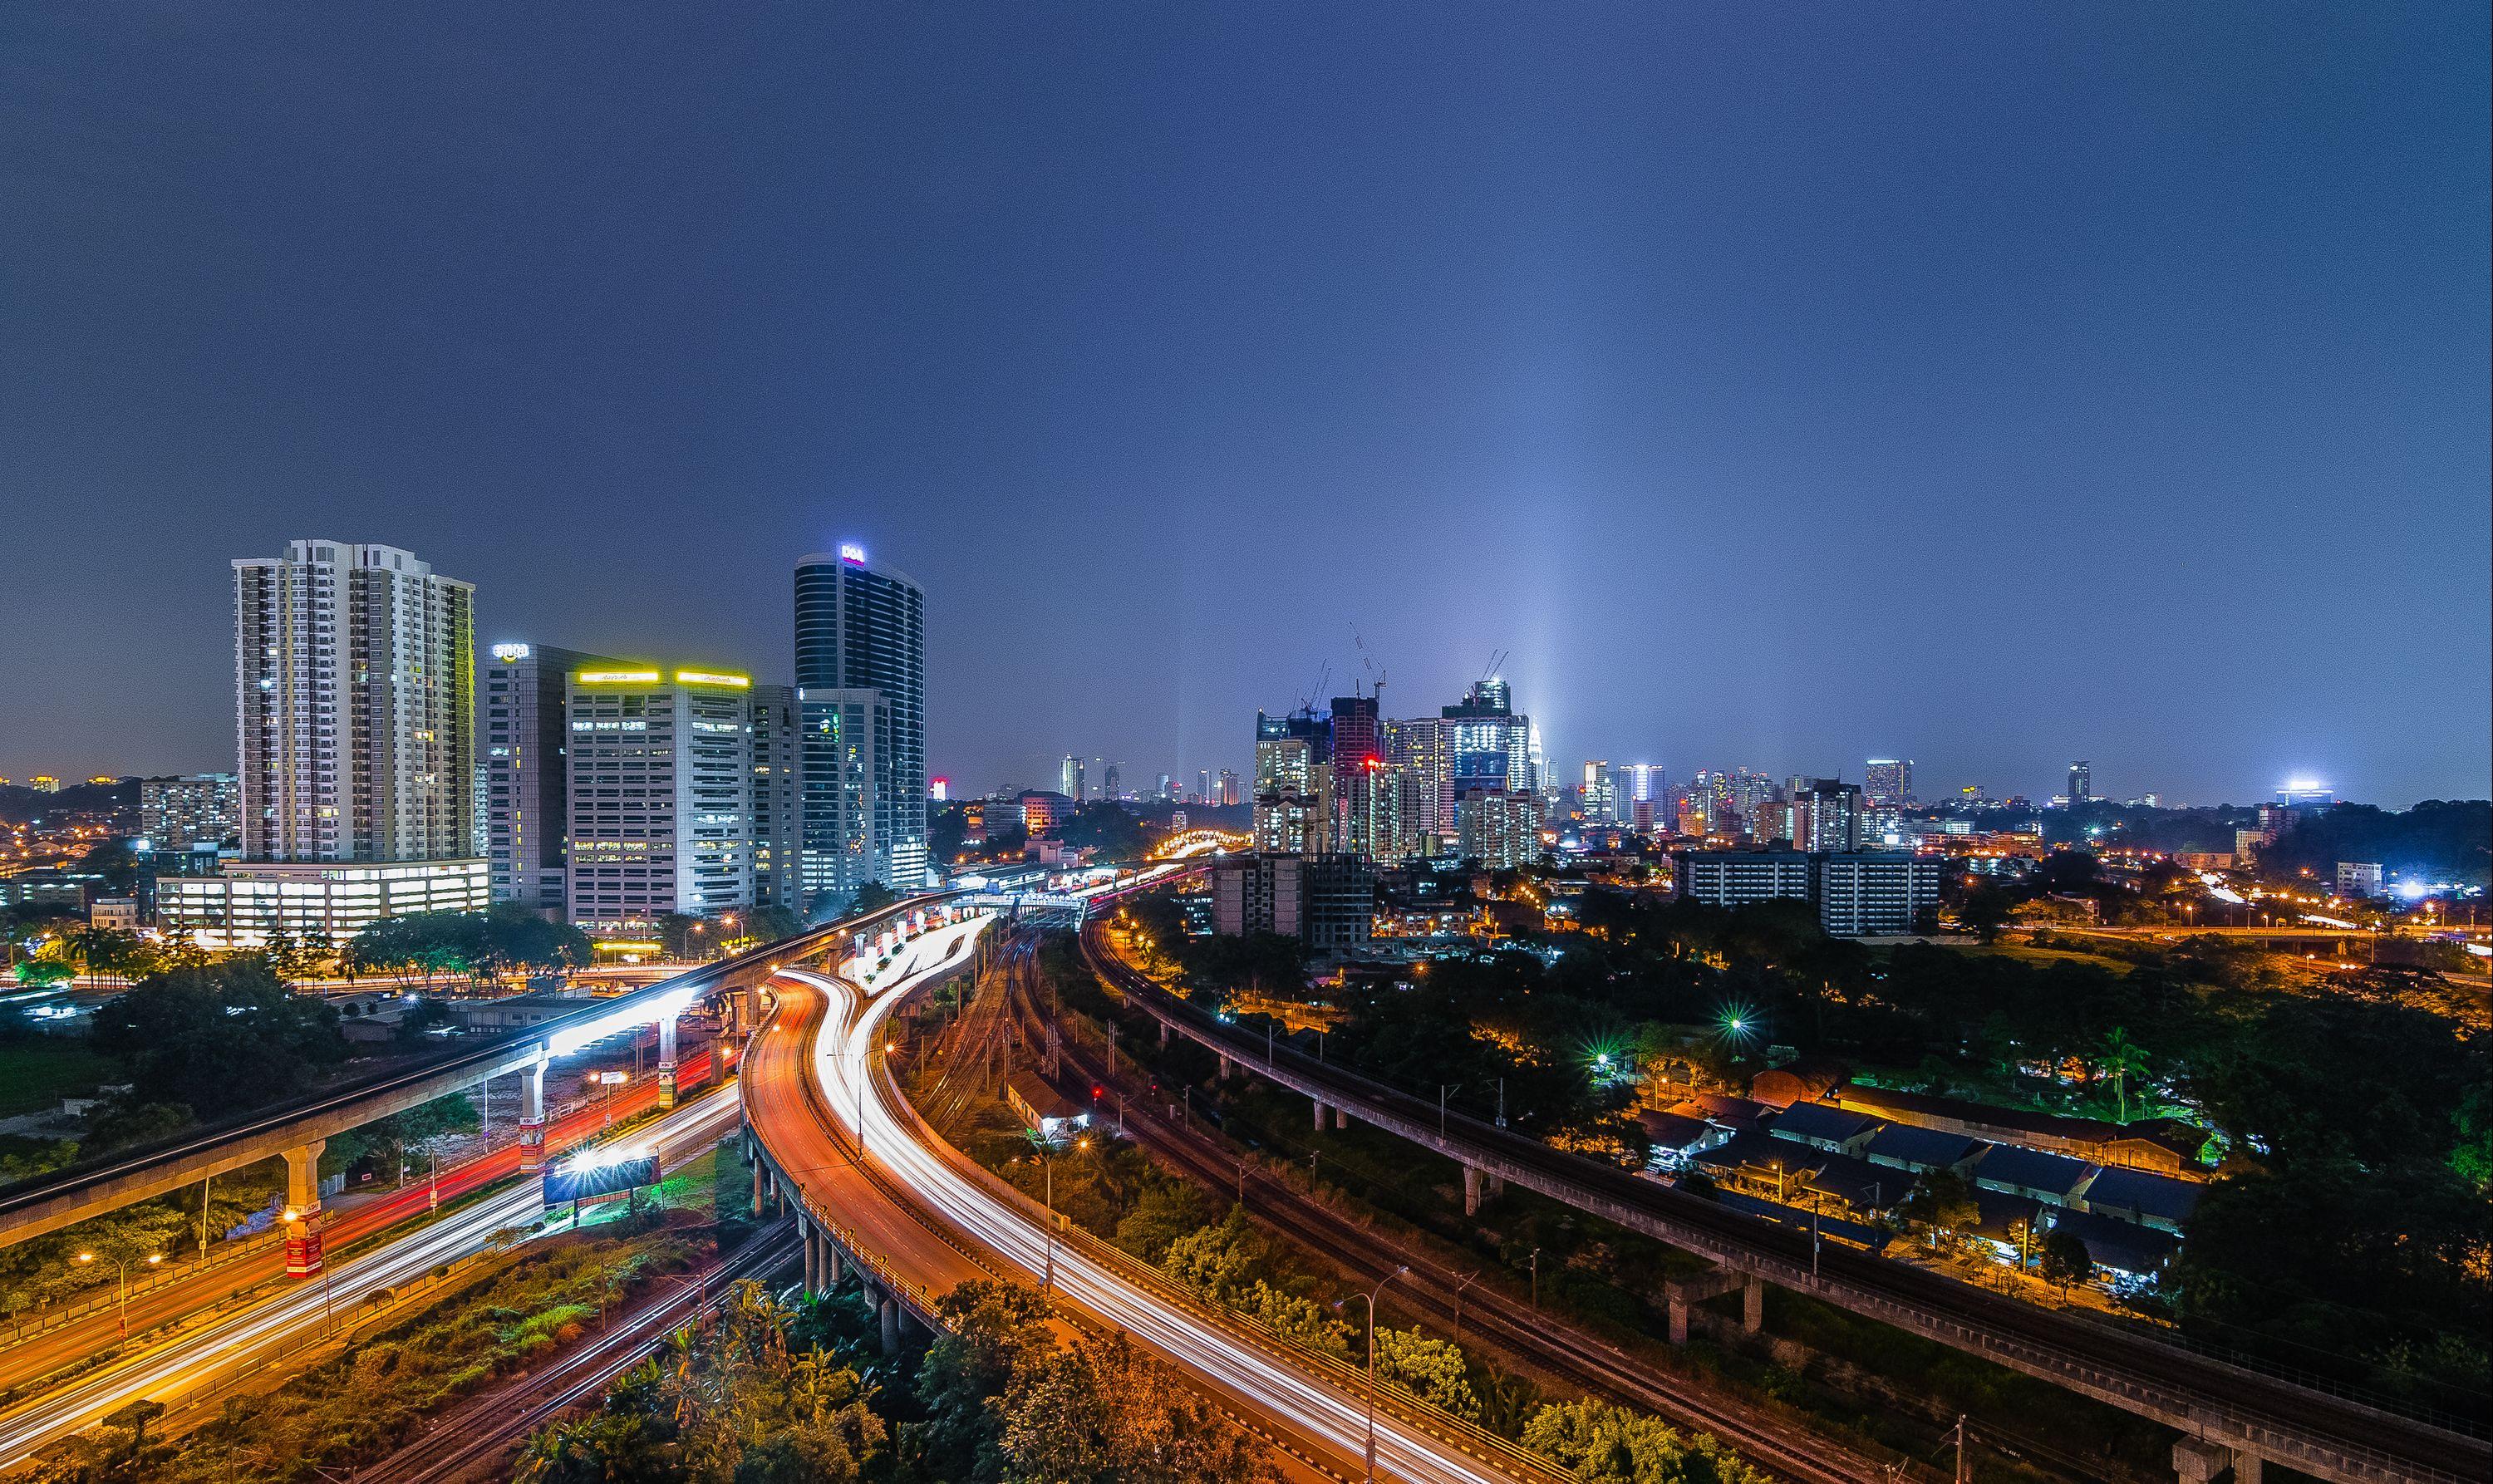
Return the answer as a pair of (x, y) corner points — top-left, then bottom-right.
(1355, 1266), (1407, 1484)
(76, 1251), (161, 1338)
(1039, 1136), (1090, 1294)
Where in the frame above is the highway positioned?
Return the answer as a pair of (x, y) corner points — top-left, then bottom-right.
(1082, 923), (2491, 1484)
(0, 1039), (730, 1398)
(0, 901), (947, 1246)
(0, 1084), (745, 1471)
(744, 912), (1560, 1484)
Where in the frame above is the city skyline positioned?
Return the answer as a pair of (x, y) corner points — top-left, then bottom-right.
(0, 557), (2457, 813)
(3, 7), (2486, 807)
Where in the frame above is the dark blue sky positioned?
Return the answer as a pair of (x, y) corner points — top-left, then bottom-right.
(2, 3), (2485, 805)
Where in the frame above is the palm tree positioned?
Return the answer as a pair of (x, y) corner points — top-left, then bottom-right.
(2097, 1025), (2148, 1123)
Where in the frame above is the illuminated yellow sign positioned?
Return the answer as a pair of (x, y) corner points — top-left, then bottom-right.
(575, 670), (661, 685)
(674, 670), (751, 688)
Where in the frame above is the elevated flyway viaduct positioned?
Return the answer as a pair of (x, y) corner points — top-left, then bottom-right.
(1079, 921), (2488, 1484)
(0, 894), (966, 1267)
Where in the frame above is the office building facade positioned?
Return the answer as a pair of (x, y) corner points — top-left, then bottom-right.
(2068, 761), (2092, 803)
(751, 683), (801, 910)
(234, 540), (475, 862)
(563, 666), (775, 935)
(795, 547), (928, 909)
(484, 642), (615, 911)
(158, 858), (489, 950)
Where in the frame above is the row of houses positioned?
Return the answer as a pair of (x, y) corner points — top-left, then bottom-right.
(1640, 1090), (2205, 1280)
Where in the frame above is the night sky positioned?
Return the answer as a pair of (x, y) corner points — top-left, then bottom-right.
(2, 4), (2485, 806)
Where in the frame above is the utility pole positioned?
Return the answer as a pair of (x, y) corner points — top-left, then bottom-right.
(1495, 1078), (1506, 1128)
(1954, 1415), (1969, 1484)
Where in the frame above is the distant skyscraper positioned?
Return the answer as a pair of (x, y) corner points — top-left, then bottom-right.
(1155, 772), (1173, 801)
(484, 642), (617, 910)
(234, 541), (474, 862)
(1060, 754), (1084, 801)
(1102, 763), (1121, 802)
(794, 545), (927, 909)
(928, 775), (949, 803)
(1628, 764), (1656, 834)
(2068, 761), (2092, 804)
(1217, 769), (1241, 808)
(1197, 769), (1212, 804)
(1791, 779), (1865, 853)
(1864, 759), (1913, 808)
(1327, 695), (1381, 852)
(1579, 761), (1617, 824)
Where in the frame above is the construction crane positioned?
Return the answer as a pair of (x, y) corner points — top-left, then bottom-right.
(1351, 628), (1386, 705)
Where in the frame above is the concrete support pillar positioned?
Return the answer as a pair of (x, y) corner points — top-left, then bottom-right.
(1335, 1106), (1349, 1130)
(879, 1297), (901, 1355)
(1314, 1098), (1329, 1133)
(824, 1242), (843, 1286)
(1667, 1295), (1689, 1345)
(803, 1221), (819, 1295)
(1463, 1164), (1483, 1216)
(657, 1015), (681, 1110)
(283, 1140), (326, 1277)
(1486, 1173), (1505, 1197)
(518, 1054), (550, 1174)
(1158, 1021), (1170, 1049)
(2232, 1452), (2263, 1484)
(1217, 1053), (1232, 1080)
(1743, 1277), (1763, 1334)
(2171, 1439), (2230, 1484)
(751, 1157), (766, 1218)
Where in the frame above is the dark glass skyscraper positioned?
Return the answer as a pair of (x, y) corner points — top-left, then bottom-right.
(794, 545), (927, 912)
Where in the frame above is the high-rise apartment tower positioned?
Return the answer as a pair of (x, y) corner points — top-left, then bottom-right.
(794, 546), (928, 908)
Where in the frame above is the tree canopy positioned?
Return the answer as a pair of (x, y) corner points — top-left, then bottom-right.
(90, 961), (347, 1123)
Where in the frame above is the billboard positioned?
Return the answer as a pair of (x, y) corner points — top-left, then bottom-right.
(543, 1152), (661, 1206)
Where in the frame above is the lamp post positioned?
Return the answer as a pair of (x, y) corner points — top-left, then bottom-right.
(1356, 1266), (1407, 1484)
(76, 1251), (161, 1338)
(1040, 1136), (1089, 1294)
(1528, 1246), (1542, 1310)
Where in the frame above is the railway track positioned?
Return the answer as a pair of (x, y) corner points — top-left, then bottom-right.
(1079, 923), (2489, 1484)
(986, 946), (1891, 1484)
(358, 1227), (804, 1484)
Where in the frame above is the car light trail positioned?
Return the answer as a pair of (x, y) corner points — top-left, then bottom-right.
(0, 1090), (740, 1468)
(780, 910), (1533, 1484)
